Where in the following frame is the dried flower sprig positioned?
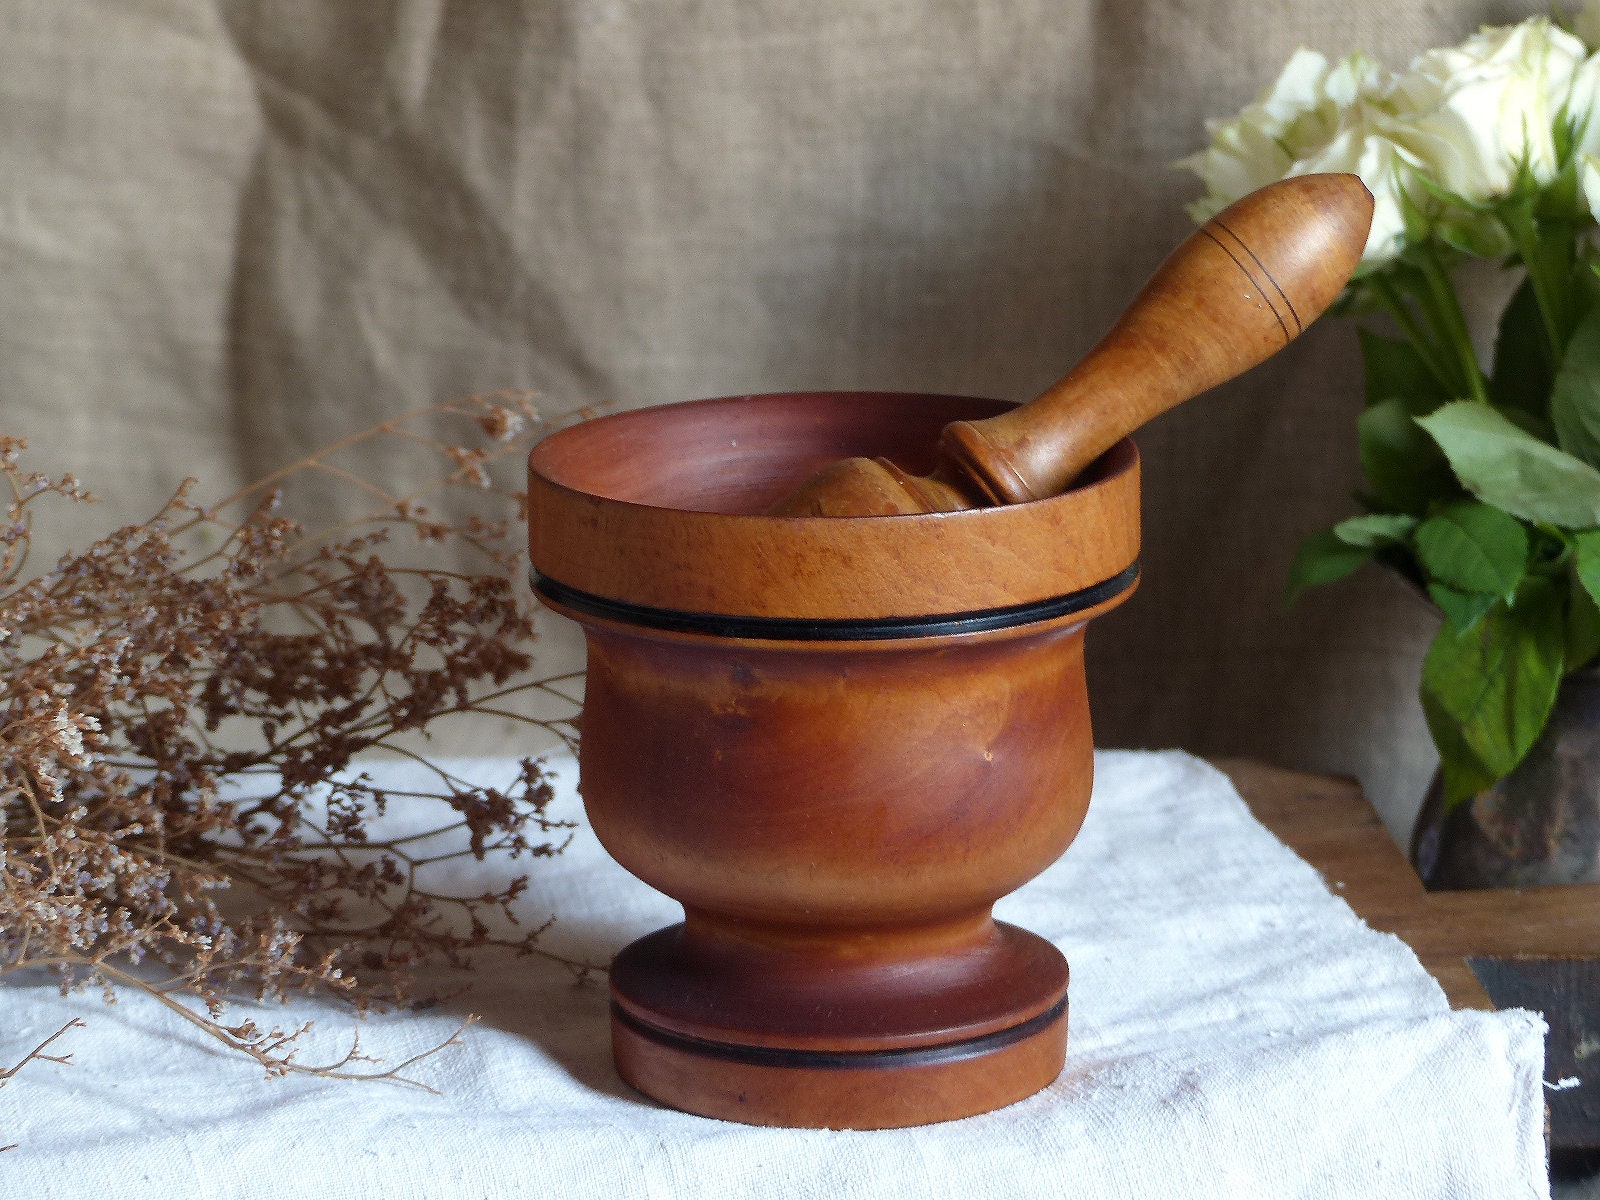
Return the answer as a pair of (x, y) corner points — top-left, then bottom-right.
(0, 395), (590, 1088)
(0, 1017), (81, 1087)
(0, 1017), (81, 1152)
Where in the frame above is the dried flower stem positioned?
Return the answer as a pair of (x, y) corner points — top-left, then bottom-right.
(0, 1017), (82, 1085)
(0, 1016), (83, 1151)
(1, 394), (594, 1088)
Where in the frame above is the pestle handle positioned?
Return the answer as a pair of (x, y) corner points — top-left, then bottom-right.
(938, 174), (1374, 504)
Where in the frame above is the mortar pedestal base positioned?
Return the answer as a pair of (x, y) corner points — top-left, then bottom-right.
(608, 919), (1070, 1129)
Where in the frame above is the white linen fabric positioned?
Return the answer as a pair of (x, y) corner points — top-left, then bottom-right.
(0, 751), (1548, 1199)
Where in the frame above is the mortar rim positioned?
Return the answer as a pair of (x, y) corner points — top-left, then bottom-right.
(526, 391), (1141, 621)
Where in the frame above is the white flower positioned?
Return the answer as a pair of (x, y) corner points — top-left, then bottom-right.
(1386, 18), (1587, 202)
(1560, 51), (1600, 221)
(1178, 49), (1341, 209)
(1581, 154), (1600, 220)
(1568, 51), (1600, 140)
(1285, 124), (1417, 266)
(1177, 48), (1415, 266)
(45, 705), (98, 767)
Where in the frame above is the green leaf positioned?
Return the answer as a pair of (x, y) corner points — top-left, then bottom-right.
(1545, 123), (1587, 221)
(1499, 404), (1558, 445)
(1413, 502), (1528, 600)
(1358, 329), (1448, 413)
(1526, 218), (1580, 343)
(1489, 278), (1554, 415)
(1420, 577), (1565, 807)
(1581, 254), (1600, 312)
(1416, 401), (1600, 528)
(1572, 528), (1600, 611)
(1357, 398), (1462, 516)
(1285, 528), (1370, 607)
(1427, 704), (1500, 811)
(1551, 305), (1600, 468)
(1504, 202), (1580, 354)
(1331, 513), (1417, 549)
(1428, 582), (1497, 632)
(1435, 210), (1514, 259)
(1567, 580), (1600, 670)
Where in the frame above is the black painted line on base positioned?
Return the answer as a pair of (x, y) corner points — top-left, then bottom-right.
(610, 995), (1068, 1072)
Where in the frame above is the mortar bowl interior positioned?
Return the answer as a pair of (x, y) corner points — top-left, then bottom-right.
(527, 391), (1142, 624)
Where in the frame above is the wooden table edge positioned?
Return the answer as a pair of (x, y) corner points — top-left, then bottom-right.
(1213, 758), (1600, 1012)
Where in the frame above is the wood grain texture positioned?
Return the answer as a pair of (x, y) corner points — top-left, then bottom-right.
(1218, 759), (1600, 1011)
(946, 174), (1372, 502)
(528, 391), (1140, 620)
(574, 615), (1101, 939)
(528, 389), (1141, 1127)
(770, 174), (1373, 517)
(610, 992), (1070, 1130)
(551, 606), (1121, 1127)
(610, 993), (1070, 1130)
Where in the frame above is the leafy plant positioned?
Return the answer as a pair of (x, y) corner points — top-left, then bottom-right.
(1287, 264), (1600, 806)
(1186, 11), (1600, 807)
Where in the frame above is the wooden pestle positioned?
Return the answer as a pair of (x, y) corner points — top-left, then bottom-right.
(770, 173), (1374, 517)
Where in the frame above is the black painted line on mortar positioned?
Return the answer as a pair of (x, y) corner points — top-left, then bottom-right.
(610, 995), (1069, 1071)
(531, 563), (1140, 642)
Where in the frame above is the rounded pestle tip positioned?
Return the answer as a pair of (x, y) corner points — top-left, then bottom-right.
(1208, 174), (1374, 333)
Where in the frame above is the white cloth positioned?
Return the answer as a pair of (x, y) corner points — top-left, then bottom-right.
(0, 751), (1548, 1199)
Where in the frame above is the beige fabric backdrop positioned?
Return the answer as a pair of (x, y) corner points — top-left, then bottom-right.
(0, 1), (1548, 842)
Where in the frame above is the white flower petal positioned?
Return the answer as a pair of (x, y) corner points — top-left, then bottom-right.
(1388, 18), (1587, 201)
(1580, 153), (1600, 220)
(1178, 46), (1398, 248)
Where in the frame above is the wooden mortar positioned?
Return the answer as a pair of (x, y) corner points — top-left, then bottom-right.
(528, 391), (1139, 1128)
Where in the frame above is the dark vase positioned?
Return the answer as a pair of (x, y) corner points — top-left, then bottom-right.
(1411, 667), (1600, 889)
